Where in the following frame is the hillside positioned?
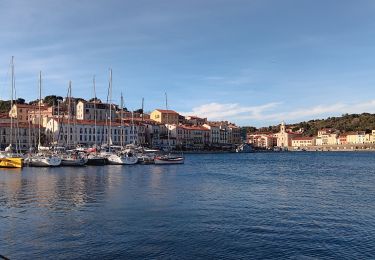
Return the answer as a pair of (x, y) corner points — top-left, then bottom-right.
(243, 113), (375, 137)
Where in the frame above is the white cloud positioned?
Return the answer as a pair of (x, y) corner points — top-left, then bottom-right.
(181, 102), (281, 122)
(182, 100), (375, 126)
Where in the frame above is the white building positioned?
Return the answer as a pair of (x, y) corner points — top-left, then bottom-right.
(45, 118), (137, 147)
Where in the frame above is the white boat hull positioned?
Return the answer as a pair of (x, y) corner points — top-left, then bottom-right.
(154, 157), (184, 165)
(26, 156), (62, 167)
(107, 154), (138, 165)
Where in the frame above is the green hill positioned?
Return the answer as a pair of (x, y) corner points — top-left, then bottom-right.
(243, 113), (375, 137)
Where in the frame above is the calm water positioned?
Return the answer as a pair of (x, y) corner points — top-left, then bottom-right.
(1, 152), (375, 259)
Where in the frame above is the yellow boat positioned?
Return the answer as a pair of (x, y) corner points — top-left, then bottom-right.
(0, 157), (23, 168)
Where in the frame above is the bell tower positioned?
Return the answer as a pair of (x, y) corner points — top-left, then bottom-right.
(280, 121), (286, 133)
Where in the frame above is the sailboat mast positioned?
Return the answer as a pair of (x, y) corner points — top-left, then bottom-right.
(120, 92), (124, 147)
(38, 71), (42, 148)
(67, 81), (72, 148)
(141, 97), (144, 121)
(131, 110), (135, 144)
(10, 56), (14, 149)
(165, 92), (170, 149)
(93, 76), (97, 147)
(108, 69), (112, 151)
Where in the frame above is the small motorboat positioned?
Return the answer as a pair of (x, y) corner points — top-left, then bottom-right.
(154, 154), (184, 165)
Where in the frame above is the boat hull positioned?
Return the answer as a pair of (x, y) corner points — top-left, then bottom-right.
(86, 158), (107, 166)
(154, 157), (184, 165)
(107, 154), (138, 165)
(0, 157), (23, 168)
(61, 158), (87, 166)
(25, 156), (61, 167)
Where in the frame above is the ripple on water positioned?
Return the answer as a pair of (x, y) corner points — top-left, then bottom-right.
(1, 152), (375, 259)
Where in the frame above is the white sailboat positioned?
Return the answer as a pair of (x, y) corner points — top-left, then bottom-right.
(105, 69), (138, 165)
(154, 93), (184, 165)
(25, 71), (61, 167)
(86, 76), (107, 166)
(59, 81), (87, 166)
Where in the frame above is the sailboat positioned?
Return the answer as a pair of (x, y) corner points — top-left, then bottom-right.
(59, 81), (87, 166)
(0, 56), (23, 168)
(105, 69), (138, 165)
(86, 75), (108, 166)
(154, 93), (184, 165)
(25, 71), (61, 167)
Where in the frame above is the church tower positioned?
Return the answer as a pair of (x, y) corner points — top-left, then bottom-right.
(280, 121), (286, 133)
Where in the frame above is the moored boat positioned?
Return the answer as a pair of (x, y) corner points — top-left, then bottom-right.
(107, 149), (138, 165)
(25, 154), (61, 167)
(154, 154), (184, 165)
(86, 153), (107, 166)
(60, 155), (87, 166)
(0, 152), (23, 168)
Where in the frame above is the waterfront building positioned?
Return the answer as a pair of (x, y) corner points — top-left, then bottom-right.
(247, 132), (276, 148)
(338, 134), (348, 145)
(9, 103), (38, 123)
(76, 100), (117, 121)
(275, 121), (302, 147)
(45, 118), (135, 147)
(316, 128), (339, 145)
(143, 121), (162, 148)
(346, 131), (366, 144)
(203, 123), (220, 145)
(185, 116), (207, 126)
(0, 122), (37, 151)
(150, 109), (179, 124)
(291, 137), (316, 147)
(228, 124), (242, 145)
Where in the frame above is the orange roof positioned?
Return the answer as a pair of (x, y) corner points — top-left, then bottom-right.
(155, 109), (179, 114)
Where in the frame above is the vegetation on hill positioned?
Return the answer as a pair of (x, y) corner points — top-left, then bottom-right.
(243, 113), (375, 137)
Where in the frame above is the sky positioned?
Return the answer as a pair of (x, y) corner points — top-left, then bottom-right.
(1, 0), (375, 127)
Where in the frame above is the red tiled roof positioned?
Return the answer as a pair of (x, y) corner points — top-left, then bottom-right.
(155, 109), (179, 114)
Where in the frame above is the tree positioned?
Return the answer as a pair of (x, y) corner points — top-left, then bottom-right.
(89, 97), (102, 103)
(134, 108), (143, 114)
(15, 98), (25, 104)
(43, 95), (64, 106)
(0, 100), (11, 113)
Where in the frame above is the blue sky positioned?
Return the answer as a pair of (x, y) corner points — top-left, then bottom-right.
(1, 0), (375, 126)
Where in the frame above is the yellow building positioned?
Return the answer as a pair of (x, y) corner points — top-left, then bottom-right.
(9, 104), (38, 123)
(346, 131), (366, 144)
(291, 137), (316, 147)
(150, 109), (179, 124)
